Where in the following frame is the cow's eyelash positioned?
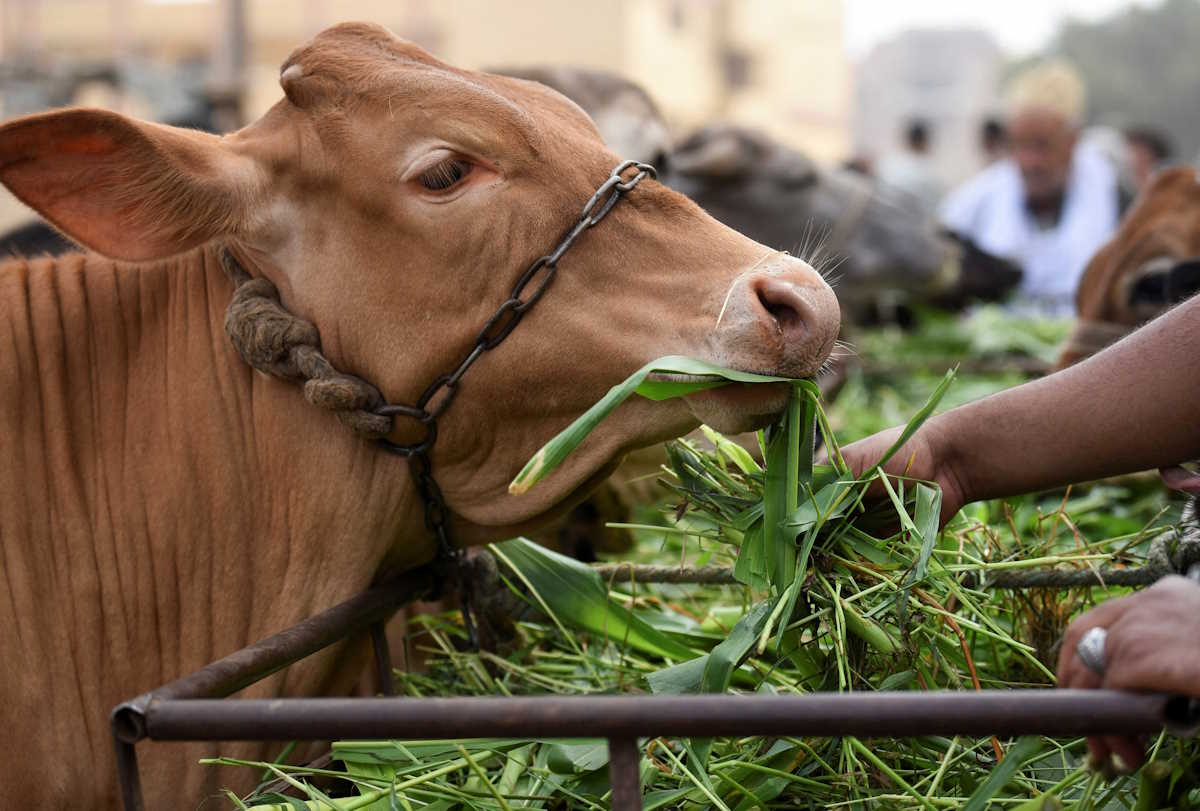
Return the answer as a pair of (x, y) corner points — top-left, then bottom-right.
(418, 158), (471, 192)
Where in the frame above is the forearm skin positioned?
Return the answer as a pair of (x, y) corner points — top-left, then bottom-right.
(935, 295), (1200, 505)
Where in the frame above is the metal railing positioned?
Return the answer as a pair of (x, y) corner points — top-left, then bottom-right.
(111, 564), (1192, 811)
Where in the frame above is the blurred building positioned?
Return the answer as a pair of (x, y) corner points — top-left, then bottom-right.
(0, 0), (850, 233)
(853, 28), (1004, 189)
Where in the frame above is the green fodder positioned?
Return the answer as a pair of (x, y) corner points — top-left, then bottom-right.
(212, 323), (1198, 809)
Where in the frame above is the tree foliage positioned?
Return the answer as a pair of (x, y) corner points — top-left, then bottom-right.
(1052, 0), (1200, 161)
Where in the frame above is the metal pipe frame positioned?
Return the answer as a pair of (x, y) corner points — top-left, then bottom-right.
(139, 690), (1169, 742)
(110, 571), (1186, 811)
(111, 567), (438, 811)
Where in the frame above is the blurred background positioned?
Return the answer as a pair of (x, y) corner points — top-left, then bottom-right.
(1, 0), (1198, 311)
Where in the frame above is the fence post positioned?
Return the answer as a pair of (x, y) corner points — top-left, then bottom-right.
(608, 736), (643, 811)
(370, 620), (395, 696)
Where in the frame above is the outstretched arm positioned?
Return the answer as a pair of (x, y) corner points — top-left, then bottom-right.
(840, 294), (1200, 519)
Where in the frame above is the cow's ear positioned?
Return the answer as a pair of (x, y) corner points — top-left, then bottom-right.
(672, 129), (754, 177)
(0, 108), (256, 261)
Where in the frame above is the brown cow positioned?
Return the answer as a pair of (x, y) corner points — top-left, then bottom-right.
(0, 23), (838, 809)
(1059, 166), (1200, 367)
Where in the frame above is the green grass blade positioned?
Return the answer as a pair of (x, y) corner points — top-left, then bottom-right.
(649, 596), (778, 698)
(897, 482), (942, 627)
(731, 520), (768, 589)
(700, 425), (762, 475)
(862, 367), (957, 480)
(490, 539), (698, 661)
(962, 736), (1046, 811)
(510, 356), (803, 494)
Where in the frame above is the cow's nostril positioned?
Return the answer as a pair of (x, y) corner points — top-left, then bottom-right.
(754, 277), (809, 337)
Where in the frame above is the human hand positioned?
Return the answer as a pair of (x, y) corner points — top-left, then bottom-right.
(832, 422), (968, 527)
(1056, 576), (1200, 773)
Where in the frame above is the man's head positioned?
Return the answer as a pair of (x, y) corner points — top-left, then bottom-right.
(1124, 127), (1173, 190)
(1005, 61), (1086, 207)
(905, 120), (930, 154)
(980, 117), (1007, 161)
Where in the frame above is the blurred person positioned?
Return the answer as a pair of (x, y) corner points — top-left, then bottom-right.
(980, 117), (1007, 164)
(1124, 127), (1174, 191)
(878, 119), (944, 214)
(834, 292), (1200, 774)
(940, 61), (1121, 316)
(841, 154), (875, 177)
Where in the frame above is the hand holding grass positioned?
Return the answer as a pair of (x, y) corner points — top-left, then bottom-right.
(839, 293), (1200, 525)
(830, 423), (968, 528)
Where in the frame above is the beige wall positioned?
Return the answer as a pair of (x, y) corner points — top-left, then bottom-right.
(0, 0), (851, 231)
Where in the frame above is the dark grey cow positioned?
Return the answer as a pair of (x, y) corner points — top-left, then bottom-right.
(665, 127), (1023, 316)
(666, 124), (952, 310)
(499, 68), (1021, 318)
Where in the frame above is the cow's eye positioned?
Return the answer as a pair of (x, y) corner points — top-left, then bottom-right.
(418, 158), (471, 192)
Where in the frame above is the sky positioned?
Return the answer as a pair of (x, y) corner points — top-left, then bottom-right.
(843, 0), (1154, 59)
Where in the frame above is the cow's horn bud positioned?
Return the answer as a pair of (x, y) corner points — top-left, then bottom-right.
(280, 64), (310, 107)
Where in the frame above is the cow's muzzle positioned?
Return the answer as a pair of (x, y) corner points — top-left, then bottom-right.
(712, 254), (840, 380)
(685, 254), (839, 433)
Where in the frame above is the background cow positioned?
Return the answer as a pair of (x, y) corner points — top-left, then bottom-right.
(499, 68), (1023, 322)
(1058, 165), (1200, 367)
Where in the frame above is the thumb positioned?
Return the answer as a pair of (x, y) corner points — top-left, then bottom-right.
(1160, 465), (1200, 495)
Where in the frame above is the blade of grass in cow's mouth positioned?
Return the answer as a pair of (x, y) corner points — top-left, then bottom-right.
(510, 356), (816, 494)
(646, 371), (794, 433)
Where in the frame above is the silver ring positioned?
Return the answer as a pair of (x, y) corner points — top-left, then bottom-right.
(1076, 626), (1108, 675)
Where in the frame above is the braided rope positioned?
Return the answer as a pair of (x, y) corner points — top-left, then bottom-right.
(585, 513), (1200, 590)
(592, 563), (739, 585)
(583, 561), (1167, 589)
(220, 250), (393, 439)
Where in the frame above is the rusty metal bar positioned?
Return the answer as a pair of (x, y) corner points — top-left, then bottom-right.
(138, 690), (1171, 741)
(112, 733), (142, 811)
(588, 562), (1172, 589)
(369, 620), (395, 697)
(608, 737), (643, 811)
(112, 567), (437, 810)
(116, 567), (433, 722)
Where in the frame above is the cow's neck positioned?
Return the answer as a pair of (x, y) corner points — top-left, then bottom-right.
(1, 243), (437, 807)
(2, 240), (426, 702)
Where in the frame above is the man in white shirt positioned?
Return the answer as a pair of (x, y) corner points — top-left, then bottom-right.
(940, 61), (1121, 316)
(878, 120), (944, 216)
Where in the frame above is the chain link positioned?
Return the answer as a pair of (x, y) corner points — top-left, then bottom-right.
(373, 159), (656, 611)
(376, 160), (654, 460)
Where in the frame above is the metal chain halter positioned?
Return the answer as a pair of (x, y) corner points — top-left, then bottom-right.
(373, 160), (655, 559)
(222, 159), (655, 642)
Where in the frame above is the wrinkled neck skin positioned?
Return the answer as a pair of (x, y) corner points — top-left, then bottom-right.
(0, 243), (422, 808)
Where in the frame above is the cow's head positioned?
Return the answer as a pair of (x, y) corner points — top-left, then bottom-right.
(1059, 166), (1200, 368)
(664, 125), (954, 308)
(0, 23), (838, 542)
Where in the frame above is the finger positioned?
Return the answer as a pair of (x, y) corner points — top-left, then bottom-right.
(1056, 599), (1131, 683)
(1059, 653), (1104, 693)
(1086, 737), (1112, 776)
(1102, 609), (1200, 697)
(1101, 734), (1146, 774)
(1160, 465), (1200, 495)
